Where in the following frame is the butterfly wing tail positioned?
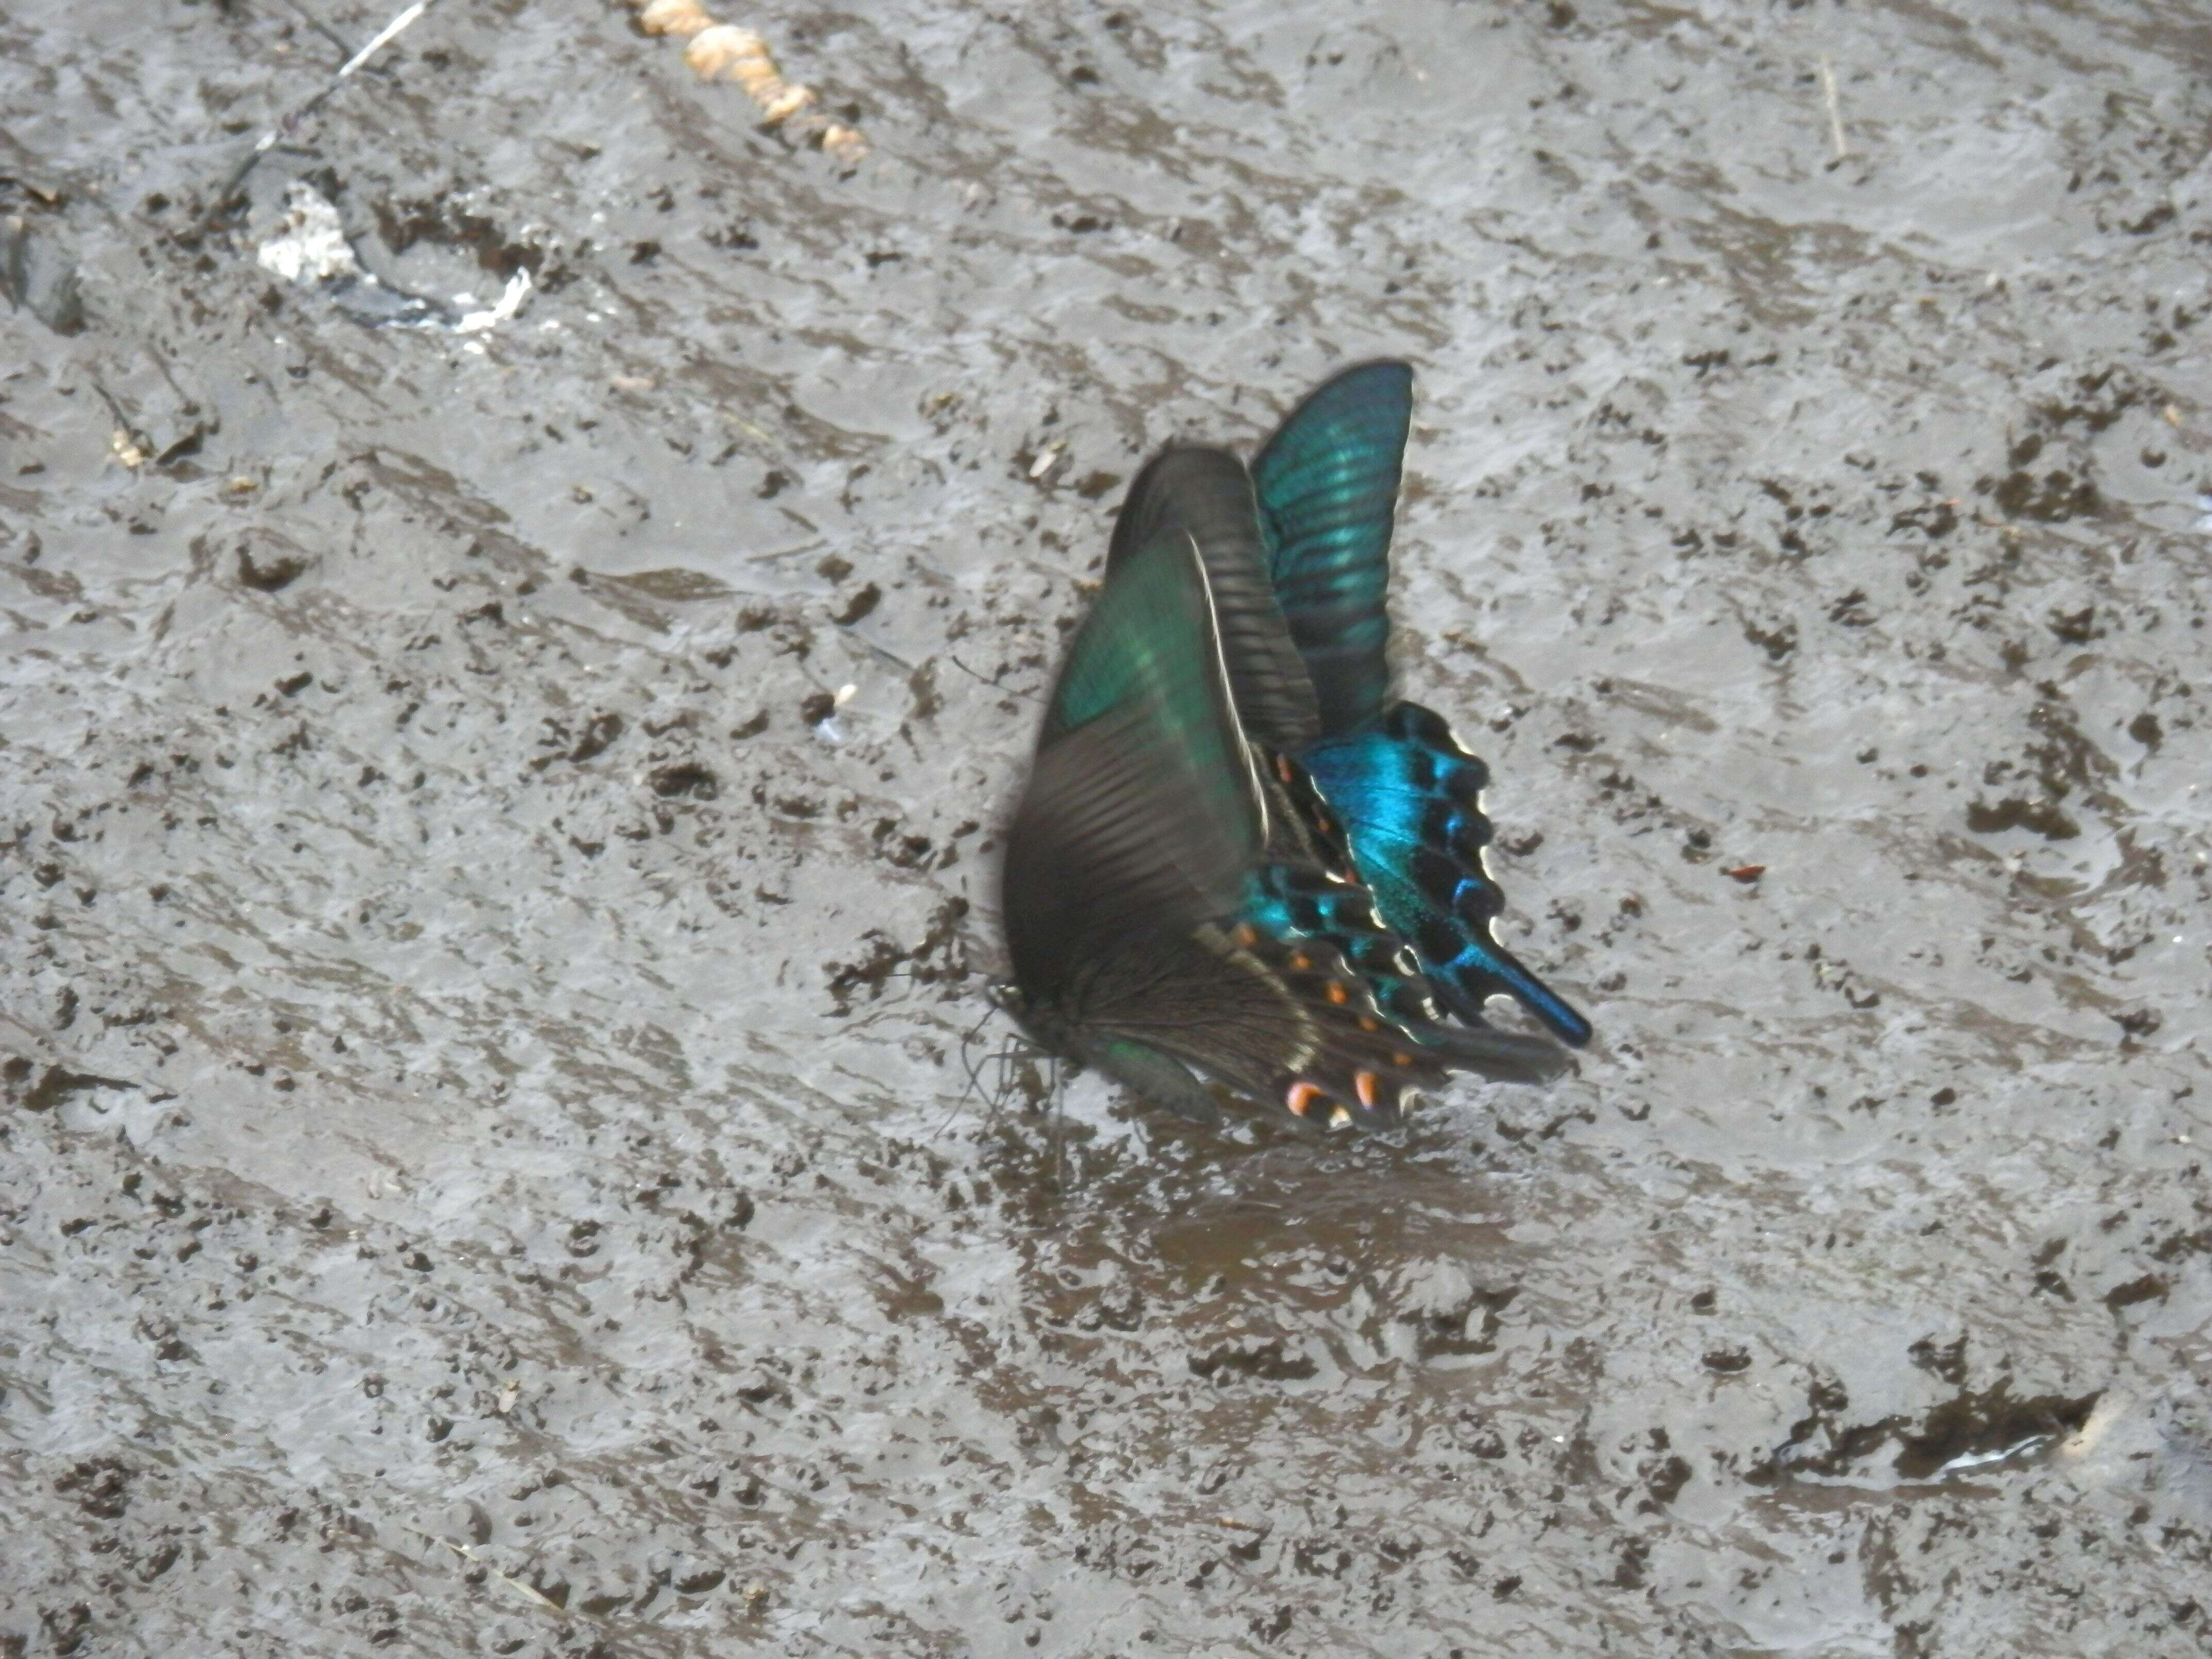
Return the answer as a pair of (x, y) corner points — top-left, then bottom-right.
(1428, 930), (1595, 1052)
(1414, 1017), (1573, 1084)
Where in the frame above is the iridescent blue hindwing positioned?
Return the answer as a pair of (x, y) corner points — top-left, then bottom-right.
(1233, 854), (1572, 1102)
(1298, 702), (1593, 1047)
(1240, 864), (1443, 1036)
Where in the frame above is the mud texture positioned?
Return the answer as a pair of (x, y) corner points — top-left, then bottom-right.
(4, 1), (2211, 1654)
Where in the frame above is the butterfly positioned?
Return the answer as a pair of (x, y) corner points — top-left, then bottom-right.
(1103, 362), (1593, 1049)
(997, 527), (1567, 1133)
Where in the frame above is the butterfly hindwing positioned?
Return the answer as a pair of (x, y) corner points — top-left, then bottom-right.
(1251, 359), (1414, 735)
(1299, 701), (1593, 1047)
(1250, 364), (1591, 1047)
(1234, 861), (1570, 1093)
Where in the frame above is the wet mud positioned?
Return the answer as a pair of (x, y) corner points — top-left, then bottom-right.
(3, 1), (2210, 1653)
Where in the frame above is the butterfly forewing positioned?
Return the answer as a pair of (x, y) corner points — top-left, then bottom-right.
(1004, 530), (1264, 1001)
(1106, 446), (1323, 754)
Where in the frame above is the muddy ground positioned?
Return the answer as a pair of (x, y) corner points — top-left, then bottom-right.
(3, 0), (2210, 1653)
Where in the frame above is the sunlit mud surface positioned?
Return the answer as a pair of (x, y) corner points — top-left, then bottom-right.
(4, 2), (2210, 1653)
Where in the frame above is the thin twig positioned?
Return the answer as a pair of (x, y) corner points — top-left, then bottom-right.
(279, 0), (359, 65)
(333, 3), (428, 88)
(208, 0), (436, 216)
(832, 621), (916, 674)
(90, 381), (152, 463)
(409, 1529), (568, 1616)
(1818, 57), (1849, 163)
(947, 653), (1042, 704)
